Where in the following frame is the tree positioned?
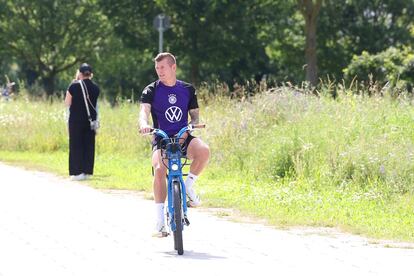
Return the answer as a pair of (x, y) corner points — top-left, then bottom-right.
(97, 0), (163, 100)
(264, 2), (304, 83)
(94, 36), (156, 104)
(344, 46), (414, 88)
(317, 0), (414, 80)
(297, 0), (323, 86)
(0, 0), (110, 95)
(100, 0), (280, 90)
(158, 0), (280, 85)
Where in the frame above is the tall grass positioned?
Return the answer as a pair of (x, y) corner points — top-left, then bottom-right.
(1, 86), (414, 241)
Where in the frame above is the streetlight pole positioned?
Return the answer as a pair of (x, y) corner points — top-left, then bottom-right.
(153, 14), (170, 53)
(158, 15), (164, 53)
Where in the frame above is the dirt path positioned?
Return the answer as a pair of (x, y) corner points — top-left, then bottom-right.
(0, 162), (413, 276)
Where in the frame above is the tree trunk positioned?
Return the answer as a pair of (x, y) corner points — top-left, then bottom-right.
(305, 18), (318, 86)
(190, 62), (199, 85)
(42, 74), (56, 96)
(298, 0), (322, 87)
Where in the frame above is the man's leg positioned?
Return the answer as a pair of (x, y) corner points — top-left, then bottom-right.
(152, 149), (167, 202)
(185, 138), (210, 206)
(152, 149), (168, 236)
(187, 138), (210, 174)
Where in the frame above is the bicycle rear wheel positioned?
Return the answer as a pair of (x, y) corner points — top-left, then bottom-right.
(173, 180), (184, 255)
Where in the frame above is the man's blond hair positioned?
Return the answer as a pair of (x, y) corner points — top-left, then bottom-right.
(154, 52), (176, 66)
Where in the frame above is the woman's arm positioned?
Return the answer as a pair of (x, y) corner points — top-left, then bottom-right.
(64, 91), (72, 123)
(64, 91), (72, 107)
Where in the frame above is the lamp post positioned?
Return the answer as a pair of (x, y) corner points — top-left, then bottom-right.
(153, 14), (171, 53)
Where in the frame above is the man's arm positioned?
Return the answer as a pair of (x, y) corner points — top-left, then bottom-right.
(189, 108), (200, 125)
(139, 103), (152, 134)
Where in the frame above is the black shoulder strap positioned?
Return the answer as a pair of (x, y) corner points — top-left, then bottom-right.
(79, 80), (92, 121)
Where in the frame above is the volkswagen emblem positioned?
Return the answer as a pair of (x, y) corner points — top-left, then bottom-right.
(165, 106), (183, 123)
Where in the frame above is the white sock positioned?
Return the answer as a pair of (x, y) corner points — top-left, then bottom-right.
(155, 203), (165, 225)
(185, 172), (198, 190)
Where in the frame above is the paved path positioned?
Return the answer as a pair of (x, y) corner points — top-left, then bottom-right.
(0, 162), (413, 276)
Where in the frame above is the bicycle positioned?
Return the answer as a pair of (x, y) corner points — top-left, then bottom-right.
(147, 124), (205, 255)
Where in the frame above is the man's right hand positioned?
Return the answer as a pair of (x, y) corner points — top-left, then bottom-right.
(139, 125), (152, 135)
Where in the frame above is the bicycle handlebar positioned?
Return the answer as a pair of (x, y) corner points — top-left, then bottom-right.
(140, 124), (206, 139)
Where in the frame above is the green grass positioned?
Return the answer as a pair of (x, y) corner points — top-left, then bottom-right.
(1, 87), (414, 242)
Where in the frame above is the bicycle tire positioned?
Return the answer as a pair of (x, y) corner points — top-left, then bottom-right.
(173, 180), (184, 255)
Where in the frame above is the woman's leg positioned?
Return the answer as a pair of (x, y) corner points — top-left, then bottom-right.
(83, 128), (96, 175)
(69, 122), (84, 175)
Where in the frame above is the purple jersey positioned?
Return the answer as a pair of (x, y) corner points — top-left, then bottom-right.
(141, 80), (198, 136)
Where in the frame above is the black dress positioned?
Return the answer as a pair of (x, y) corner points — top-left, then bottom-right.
(67, 79), (100, 175)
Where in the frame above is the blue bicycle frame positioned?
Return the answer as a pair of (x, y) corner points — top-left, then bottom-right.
(152, 126), (192, 254)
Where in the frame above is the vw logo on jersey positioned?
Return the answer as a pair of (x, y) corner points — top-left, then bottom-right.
(165, 106), (183, 123)
(168, 94), (177, 104)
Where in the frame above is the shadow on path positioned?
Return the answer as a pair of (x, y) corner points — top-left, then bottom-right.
(162, 250), (226, 260)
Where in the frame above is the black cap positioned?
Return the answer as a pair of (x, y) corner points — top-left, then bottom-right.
(79, 63), (92, 73)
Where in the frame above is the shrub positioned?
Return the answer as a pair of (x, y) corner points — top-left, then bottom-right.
(343, 46), (414, 94)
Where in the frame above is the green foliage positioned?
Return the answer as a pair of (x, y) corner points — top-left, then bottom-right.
(160, 0), (279, 84)
(97, 0), (284, 87)
(1, 0), (414, 100)
(343, 46), (414, 92)
(98, 0), (159, 50)
(94, 37), (156, 104)
(0, 0), (111, 95)
(265, 8), (305, 83)
(318, 0), (414, 79)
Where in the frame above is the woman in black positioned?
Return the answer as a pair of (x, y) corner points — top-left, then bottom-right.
(64, 63), (100, 181)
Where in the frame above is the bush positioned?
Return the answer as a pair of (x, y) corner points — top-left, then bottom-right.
(343, 46), (414, 94)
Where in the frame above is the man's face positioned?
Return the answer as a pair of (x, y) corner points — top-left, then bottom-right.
(155, 58), (176, 83)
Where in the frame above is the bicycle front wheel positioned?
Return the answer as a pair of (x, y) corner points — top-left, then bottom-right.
(173, 179), (184, 255)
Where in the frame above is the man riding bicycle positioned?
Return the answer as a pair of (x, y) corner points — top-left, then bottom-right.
(139, 52), (210, 237)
